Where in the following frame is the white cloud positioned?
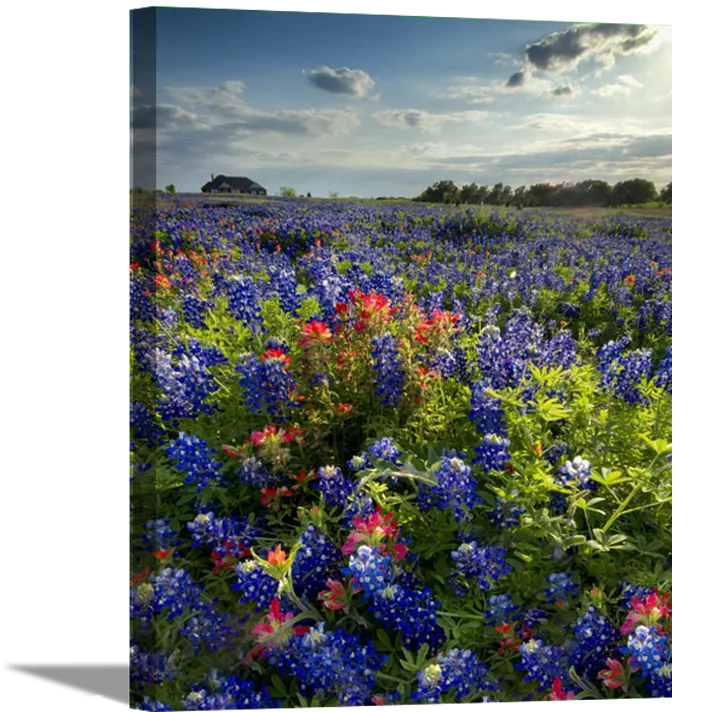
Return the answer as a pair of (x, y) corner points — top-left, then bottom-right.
(302, 66), (376, 98)
(592, 75), (644, 97)
(374, 108), (488, 132)
(524, 23), (659, 74)
(160, 81), (359, 138)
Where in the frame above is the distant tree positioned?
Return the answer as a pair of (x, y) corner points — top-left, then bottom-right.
(306, 191), (312, 198)
(611, 179), (657, 206)
(659, 182), (672, 205)
(279, 186), (297, 197)
(459, 183), (483, 205)
(415, 180), (458, 203)
(512, 185), (528, 208)
(576, 179), (612, 206)
(329, 191), (340, 199)
(164, 184), (176, 193)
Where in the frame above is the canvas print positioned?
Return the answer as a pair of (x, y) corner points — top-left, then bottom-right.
(130, 7), (672, 709)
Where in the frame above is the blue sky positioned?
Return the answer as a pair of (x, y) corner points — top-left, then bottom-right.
(132, 8), (672, 196)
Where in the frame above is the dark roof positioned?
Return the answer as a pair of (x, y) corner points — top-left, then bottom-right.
(201, 175), (265, 191)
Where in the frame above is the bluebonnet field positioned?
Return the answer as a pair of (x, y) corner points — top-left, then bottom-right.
(130, 196), (672, 709)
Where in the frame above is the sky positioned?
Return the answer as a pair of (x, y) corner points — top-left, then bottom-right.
(131, 8), (672, 197)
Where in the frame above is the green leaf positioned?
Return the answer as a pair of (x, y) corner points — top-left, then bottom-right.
(270, 675), (287, 697)
(377, 628), (393, 650)
(563, 535), (588, 547)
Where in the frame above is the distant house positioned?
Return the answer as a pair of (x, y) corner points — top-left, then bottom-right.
(201, 175), (267, 195)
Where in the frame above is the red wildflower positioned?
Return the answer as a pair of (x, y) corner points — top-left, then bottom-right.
(547, 677), (574, 701)
(266, 545), (287, 568)
(624, 274), (636, 285)
(261, 348), (291, 365)
(299, 320), (332, 346)
(599, 659), (627, 690)
(318, 578), (360, 613)
(260, 486), (293, 509)
(155, 274), (171, 290)
(130, 566), (153, 587)
(129, 263), (141, 270)
(250, 598), (310, 655)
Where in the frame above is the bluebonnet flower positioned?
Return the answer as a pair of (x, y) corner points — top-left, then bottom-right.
(620, 581), (654, 608)
(142, 519), (181, 553)
(549, 492), (568, 516)
(130, 644), (177, 685)
(158, 306), (179, 329)
(522, 608), (547, 630)
(654, 347), (672, 394)
(544, 440), (568, 466)
(412, 649), (497, 703)
(237, 456), (276, 488)
(452, 344), (471, 385)
(617, 349), (653, 405)
(341, 493), (376, 528)
(417, 451), (482, 523)
(559, 303), (581, 319)
(451, 541), (512, 594)
(155, 347), (219, 421)
(469, 382), (507, 437)
(474, 433), (511, 473)
(130, 401), (162, 443)
(485, 594), (519, 623)
(489, 492), (526, 529)
(367, 437), (403, 464)
(263, 336), (290, 353)
(274, 623), (384, 706)
(597, 339), (652, 405)
(371, 333), (404, 407)
(233, 559), (279, 609)
(187, 512), (260, 561)
(165, 434), (225, 492)
(368, 583), (446, 652)
(135, 699), (172, 712)
(291, 525), (339, 601)
(315, 465), (356, 508)
(236, 351), (298, 419)
(622, 625), (672, 697)
(345, 545), (394, 598)
(180, 604), (239, 654)
(181, 339), (228, 367)
(185, 672), (274, 710)
(431, 348), (456, 379)
(544, 572), (579, 603)
(227, 275), (262, 332)
(347, 452), (370, 472)
(131, 568), (205, 626)
(557, 456), (595, 490)
(516, 639), (567, 689)
(130, 276), (155, 323)
(569, 606), (618, 678)
(182, 294), (212, 329)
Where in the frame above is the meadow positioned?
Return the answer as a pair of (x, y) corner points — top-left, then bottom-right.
(130, 196), (672, 709)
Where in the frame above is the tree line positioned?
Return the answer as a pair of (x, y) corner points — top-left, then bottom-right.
(415, 179), (672, 208)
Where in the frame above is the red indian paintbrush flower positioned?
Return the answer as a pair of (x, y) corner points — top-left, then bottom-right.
(248, 598), (310, 658)
(299, 320), (332, 346)
(599, 659), (627, 690)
